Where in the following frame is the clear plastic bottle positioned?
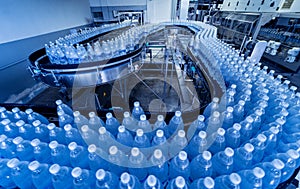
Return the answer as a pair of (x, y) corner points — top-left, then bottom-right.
(233, 143), (254, 171)
(87, 144), (109, 171)
(249, 134), (267, 164)
(187, 131), (208, 160)
(56, 99), (73, 117)
(119, 172), (141, 189)
(190, 177), (215, 189)
(64, 124), (84, 146)
(47, 123), (66, 144)
(169, 130), (188, 156)
(214, 173), (242, 189)
(166, 176), (188, 189)
(148, 149), (169, 183)
(137, 114), (152, 135)
(143, 175), (163, 189)
(28, 161), (53, 189)
(1, 119), (18, 138)
(239, 116), (254, 144)
(222, 107), (234, 130)
(0, 158), (17, 189)
(225, 123), (241, 149)
(133, 129), (151, 148)
(169, 151), (190, 180)
(12, 136), (34, 161)
(49, 164), (73, 189)
(190, 151), (213, 181)
(32, 120), (50, 143)
(11, 107), (27, 122)
(68, 142), (89, 169)
(49, 141), (70, 166)
(71, 167), (93, 189)
(25, 108), (49, 125)
(117, 125), (134, 147)
(212, 147), (234, 177)
(153, 115), (168, 138)
(30, 138), (52, 163)
(0, 134), (16, 158)
(95, 169), (119, 189)
(88, 112), (105, 132)
(168, 111), (184, 137)
(233, 100), (245, 123)
(16, 120), (35, 141)
(261, 126), (279, 156)
(108, 145), (127, 176)
(188, 115), (206, 138)
(0, 107), (13, 121)
(122, 111), (137, 132)
(73, 111), (89, 130)
(203, 97), (220, 118)
(209, 128), (226, 155)
(105, 112), (120, 136)
(238, 167), (265, 189)
(57, 110), (74, 128)
(132, 101), (145, 121)
(128, 147), (148, 181)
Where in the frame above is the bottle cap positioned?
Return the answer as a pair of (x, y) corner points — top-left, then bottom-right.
(31, 138), (41, 147)
(253, 167), (265, 179)
(257, 134), (267, 142)
(272, 159), (285, 170)
(233, 123), (241, 131)
(198, 131), (207, 139)
(287, 149), (299, 160)
(1, 119), (10, 125)
(277, 75), (283, 79)
(12, 107), (20, 113)
(246, 116), (254, 123)
(25, 108), (33, 115)
(284, 80), (291, 85)
(71, 167), (82, 178)
(212, 97), (219, 103)
(47, 123), (56, 130)
(280, 94), (287, 100)
(229, 91), (235, 96)
(217, 128), (225, 136)
(225, 147), (234, 157)
(0, 134), (7, 142)
(7, 158), (19, 168)
(131, 147), (140, 157)
(99, 127), (106, 135)
(55, 100), (63, 106)
(202, 151), (212, 161)
(244, 143), (254, 153)
(88, 112), (96, 118)
(140, 114), (146, 121)
(255, 109), (263, 116)
(134, 101), (140, 107)
(231, 84), (237, 89)
(245, 90), (252, 96)
(270, 127), (279, 134)
(64, 124), (72, 131)
(118, 125), (125, 133)
(109, 146), (118, 155)
(175, 176), (186, 188)
(49, 141), (58, 149)
(203, 177), (214, 188)
(262, 88), (269, 94)
(121, 172), (130, 184)
(106, 112), (112, 119)
(156, 130), (164, 137)
(0, 107), (6, 113)
(281, 102), (289, 108)
(16, 120), (25, 127)
(28, 161), (40, 171)
(238, 100), (245, 106)
(276, 118), (285, 125)
(281, 109), (289, 117)
(68, 142), (78, 151)
(123, 111), (130, 118)
(81, 125), (89, 133)
(157, 115), (164, 122)
(178, 151), (187, 161)
(175, 111), (182, 117)
(147, 175), (157, 187)
(136, 129), (144, 137)
(96, 169), (106, 180)
(12, 137), (23, 145)
(73, 111), (80, 117)
(178, 130), (186, 138)
(213, 111), (220, 118)
(57, 110), (64, 116)
(229, 173), (241, 185)
(32, 120), (41, 127)
(88, 144), (97, 153)
(227, 107), (233, 113)
(49, 164), (61, 174)
(154, 149), (163, 159)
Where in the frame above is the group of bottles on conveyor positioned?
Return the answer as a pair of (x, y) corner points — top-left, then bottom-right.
(45, 24), (160, 65)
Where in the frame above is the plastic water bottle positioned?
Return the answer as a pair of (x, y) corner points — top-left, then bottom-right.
(190, 151), (213, 181)
(56, 99), (73, 117)
(88, 112), (105, 131)
(205, 111), (221, 132)
(28, 161), (53, 189)
(16, 120), (35, 140)
(57, 110), (74, 128)
(49, 141), (70, 166)
(98, 126), (115, 151)
(148, 149), (169, 183)
(209, 128), (226, 155)
(68, 142), (89, 169)
(133, 129), (151, 148)
(153, 115), (168, 135)
(203, 97), (219, 118)
(226, 91), (235, 107)
(87, 144), (109, 171)
(122, 111), (137, 132)
(30, 138), (52, 163)
(261, 126), (279, 156)
(1, 119), (18, 138)
(187, 115), (206, 138)
(212, 147), (234, 177)
(7, 158), (35, 189)
(0, 107), (13, 121)
(64, 124), (84, 146)
(187, 131), (208, 160)
(128, 147), (148, 181)
(233, 100), (245, 123)
(105, 112), (120, 136)
(238, 167), (265, 189)
(249, 109), (263, 136)
(0, 158), (17, 189)
(225, 123), (241, 149)
(143, 175), (163, 189)
(71, 167), (93, 189)
(108, 145), (127, 176)
(47, 123), (66, 144)
(249, 134), (267, 164)
(12, 136), (34, 161)
(117, 125), (134, 147)
(169, 130), (188, 156)
(73, 111), (89, 130)
(80, 125), (98, 144)
(137, 114), (152, 135)
(190, 177), (215, 189)
(0, 134), (16, 158)
(95, 169), (119, 189)
(132, 101), (145, 120)
(25, 108), (49, 125)
(166, 176), (188, 189)
(169, 151), (190, 180)
(256, 159), (284, 189)
(11, 107), (27, 122)
(119, 172), (141, 189)
(239, 116), (254, 144)
(168, 111), (184, 137)
(49, 164), (73, 189)
(214, 173), (242, 189)
(221, 107), (234, 130)
(151, 129), (167, 152)
(233, 143), (254, 171)
(32, 120), (50, 143)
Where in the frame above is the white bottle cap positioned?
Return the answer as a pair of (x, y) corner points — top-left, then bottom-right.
(157, 115), (164, 122)
(71, 167), (82, 178)
(213, 111), (220, 118)
(25, 109), (33, 115)
(89, 112), (96, 118)
(7, 158), (19, 168)
(13, 137), (23, 145)
(131, 147), (140, 157)
(106, 112), (112, 119)
(99, 127), (107, 135)
(68, 142), (78, 151)
(88, 144), (97, 153)
(276, 118), (285, 125)
(225, 147), (234, 157)
(134, 101), (140, 107)
(262, 88), (269, 94)
(202, 151), (212, 161)
(136, 129), (144, 137)
(203, 177), (214, 188)
(28, 161), (40, 171)
(257, 134), (267, 142)
(31, 138), (41, 147)
(290, 85), (297, 91)
(255, 109), (263, 116)
(229, 91), (235, 96)
(121, 172), (131, 184)
(156, 130), (164, 137)
(16, 120), (25, 127)
(109, 146), (118, 155)
(81, 125), (89, 133)
(12, 107), (20, 113)
(281, 102), (289, 108)
(49, 164), (60, 174)
(253, 167), (265, 179)
(229, 173), (241, 185)
(33, 120), (41, 127)
(233, 123), (241, 131)
(96, 169), (106, 180)
(178, 130), (186, 138)
(175, 176), (186, 188)
(217, 128), (225, 136)
(212, 97), (219, 103)
(123, 111), (130, 118)
(231, 84), (237, 89)
(147, 175), (157, 187)
(47, 123), (56, 130)
(57, 110), (64, 116)
(140, 114), (146, 121)
(178, 151), (187, 161)
(118, 125), (125, 133)
(198, 131), (207, 139)
(270, 127), (279, 134)
(49, 141), (59, 149)
(55, 100), (63, 105)
(154, 149), (163, 159)
(284, 80), (290, 85)
(238, 100), (245, 106)
(277, 75), (283, 79)
(246, 116), (254, 123)
(272, 159), (285, 170)
(175, 111), (182, 117)
(73, 111), (80, 117)
(244, 143), (254, 153)
(287, 149), (300, 160)
(227, 107), (233, 113)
